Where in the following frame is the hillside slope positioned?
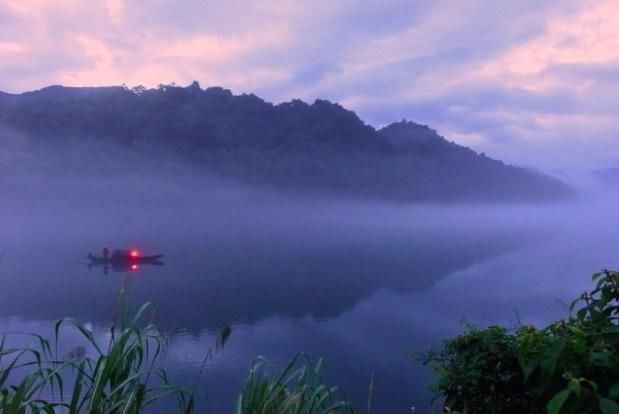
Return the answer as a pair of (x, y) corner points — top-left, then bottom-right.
(0, 82), (574, 201)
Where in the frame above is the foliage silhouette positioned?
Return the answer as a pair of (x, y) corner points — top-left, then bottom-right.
(422, 270), (619, 413)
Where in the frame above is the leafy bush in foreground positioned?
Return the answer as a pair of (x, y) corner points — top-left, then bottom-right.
(422, 270), (619, 414)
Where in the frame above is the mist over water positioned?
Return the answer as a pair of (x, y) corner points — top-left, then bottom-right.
(1, 0), (617, 409)
(1, 148), (618, 412)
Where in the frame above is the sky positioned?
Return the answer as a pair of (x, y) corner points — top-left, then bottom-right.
(0, 0), (617, 170)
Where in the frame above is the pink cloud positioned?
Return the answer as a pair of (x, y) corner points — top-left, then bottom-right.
(105, 0), (124, 23)
(1, 0), (619, 169)
(0, 40), (25, 55)
(478, 1), (619, 90)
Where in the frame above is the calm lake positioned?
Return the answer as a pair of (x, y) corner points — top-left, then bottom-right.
(1, 177), (618, 413)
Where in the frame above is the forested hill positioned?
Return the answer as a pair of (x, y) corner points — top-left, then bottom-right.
(0, 82), (574, 201)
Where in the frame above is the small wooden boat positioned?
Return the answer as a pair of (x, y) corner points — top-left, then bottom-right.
(87, 250), (164, 265)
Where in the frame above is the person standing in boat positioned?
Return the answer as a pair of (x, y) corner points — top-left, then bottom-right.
(103, 246), (109, 261)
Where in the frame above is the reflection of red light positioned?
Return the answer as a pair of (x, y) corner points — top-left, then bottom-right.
(131, 264), (139, 270)
(130, 250), (139, 257)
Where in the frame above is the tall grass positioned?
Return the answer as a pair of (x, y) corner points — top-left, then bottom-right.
(1, 263), (356, 413)
(0, 302), (193, 413)
(1, 308), (355, 413)
(237, 353), (355, 414)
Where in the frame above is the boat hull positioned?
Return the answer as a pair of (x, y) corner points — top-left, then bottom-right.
(87, 253), (164, 265)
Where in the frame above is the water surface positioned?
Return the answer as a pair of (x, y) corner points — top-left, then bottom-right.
(1, 179), (617, 412)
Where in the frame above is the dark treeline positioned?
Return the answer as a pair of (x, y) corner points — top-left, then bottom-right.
(0, 82), (574, 201)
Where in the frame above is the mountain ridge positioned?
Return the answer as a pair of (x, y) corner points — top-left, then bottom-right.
(0, 82), (574, 202)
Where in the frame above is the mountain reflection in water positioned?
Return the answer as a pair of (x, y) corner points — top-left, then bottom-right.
(5, 197), (607, 413)
(0, 225), (538, 329)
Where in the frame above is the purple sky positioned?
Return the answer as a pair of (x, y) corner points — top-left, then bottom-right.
(0, 0), (617, 170)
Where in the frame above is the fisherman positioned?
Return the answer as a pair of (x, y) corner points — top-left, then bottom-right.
(103, 246), (109, 261)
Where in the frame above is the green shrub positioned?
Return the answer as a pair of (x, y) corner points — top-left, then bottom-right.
(421, 270), (619, 414)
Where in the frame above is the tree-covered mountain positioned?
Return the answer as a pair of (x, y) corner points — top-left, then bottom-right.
(0, 82), (574, 201)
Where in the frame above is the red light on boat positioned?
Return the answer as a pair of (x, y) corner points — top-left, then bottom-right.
(131, 264), (139, 270)
(130, 250), (139, 257)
